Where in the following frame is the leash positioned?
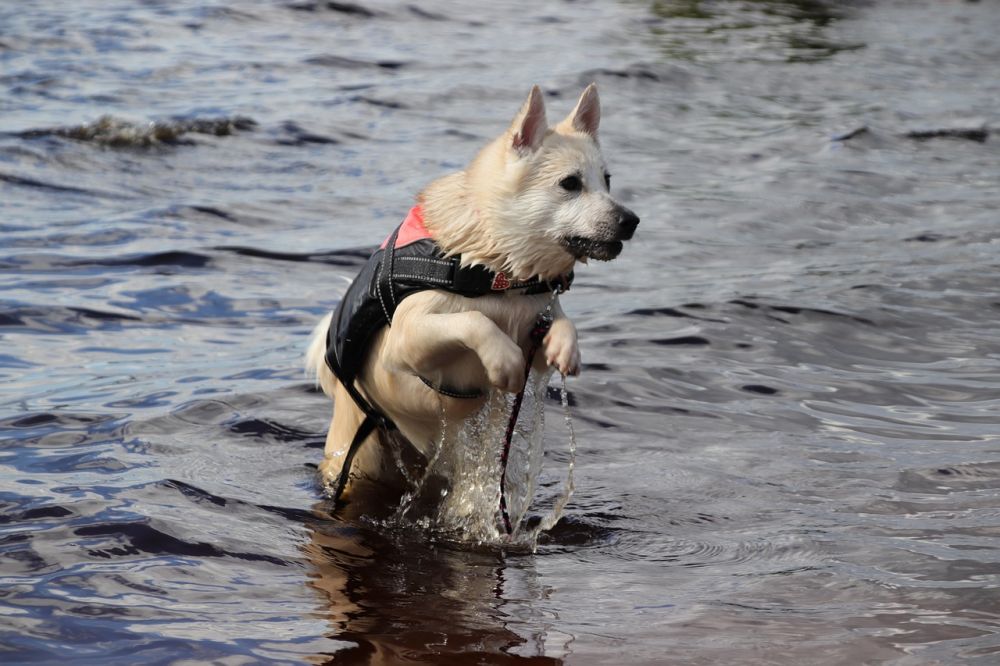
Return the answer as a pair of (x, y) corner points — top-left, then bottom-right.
(498, 288), (562, 535)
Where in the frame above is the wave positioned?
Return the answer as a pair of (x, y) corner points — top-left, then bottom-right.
(18, 115), (257, 148)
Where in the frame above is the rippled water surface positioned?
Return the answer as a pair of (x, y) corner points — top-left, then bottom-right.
(3, 0), (1000, 663)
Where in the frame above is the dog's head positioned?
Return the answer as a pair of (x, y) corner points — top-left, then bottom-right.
(462, 84), (639, 278)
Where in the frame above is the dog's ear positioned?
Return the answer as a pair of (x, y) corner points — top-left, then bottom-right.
(509, 85), (548, 154)
(560, 83), (600, 139)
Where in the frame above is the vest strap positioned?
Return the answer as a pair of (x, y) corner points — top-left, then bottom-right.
(328, 412), (379, 505)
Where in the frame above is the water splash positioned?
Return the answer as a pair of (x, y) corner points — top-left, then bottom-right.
(532, 373), (577, 536)
(382, 369), (578, 549)
(393, 399), (447, 523)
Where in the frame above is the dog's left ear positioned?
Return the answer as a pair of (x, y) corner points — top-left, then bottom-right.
(559, 83), (601, 139)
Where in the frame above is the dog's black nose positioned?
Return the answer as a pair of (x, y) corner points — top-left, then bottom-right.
(617, 206), (640, 239)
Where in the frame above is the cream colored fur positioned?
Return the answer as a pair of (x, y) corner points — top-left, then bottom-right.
(305, 84), (635, 497)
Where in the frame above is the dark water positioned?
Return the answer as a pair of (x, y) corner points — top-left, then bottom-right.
(3, 0), (1000, 663)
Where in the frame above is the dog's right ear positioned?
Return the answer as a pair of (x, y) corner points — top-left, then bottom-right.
(509, 85), (548, 154)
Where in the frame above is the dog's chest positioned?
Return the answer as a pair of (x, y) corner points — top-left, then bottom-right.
(434, 290), (551, 342)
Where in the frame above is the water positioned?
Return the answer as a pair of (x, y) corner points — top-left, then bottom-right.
(2, 0), (1000, 662)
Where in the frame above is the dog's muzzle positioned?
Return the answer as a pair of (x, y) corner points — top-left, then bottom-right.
(562, 205), (640, 261)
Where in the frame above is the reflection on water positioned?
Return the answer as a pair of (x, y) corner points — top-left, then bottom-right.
(304, 518), (565, 664)
(3, 0), (1000, 662)
(646, 0), (864, 63)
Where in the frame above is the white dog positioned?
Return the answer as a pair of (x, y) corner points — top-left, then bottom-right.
(306, 84), (638, 513)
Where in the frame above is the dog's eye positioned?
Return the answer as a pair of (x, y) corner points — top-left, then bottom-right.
(559, 175), (582, 192)
(604, 173), (611, 190)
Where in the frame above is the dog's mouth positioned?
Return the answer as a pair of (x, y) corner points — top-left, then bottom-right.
(561, 236), (624, 262)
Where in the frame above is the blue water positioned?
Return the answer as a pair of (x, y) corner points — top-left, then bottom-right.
(2, 1), (1000, 663)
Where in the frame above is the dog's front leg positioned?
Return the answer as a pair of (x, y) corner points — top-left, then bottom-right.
(384, 306), (526, 394)
(543, 301), (580, 376)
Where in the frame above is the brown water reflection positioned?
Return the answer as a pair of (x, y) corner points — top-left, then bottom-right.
(304, 517), (563, 664)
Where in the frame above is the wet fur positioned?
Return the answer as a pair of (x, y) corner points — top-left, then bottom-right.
(305, 84), (638, 500)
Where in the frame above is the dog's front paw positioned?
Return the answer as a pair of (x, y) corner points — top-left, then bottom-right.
(543, 318), (580, 376)
(480, 336), (526, 393)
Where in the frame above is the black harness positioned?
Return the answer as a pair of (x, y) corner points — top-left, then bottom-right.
(323, 210), (572, 502)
